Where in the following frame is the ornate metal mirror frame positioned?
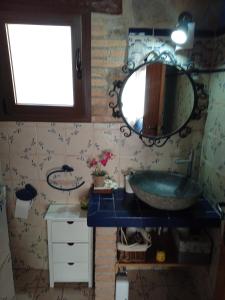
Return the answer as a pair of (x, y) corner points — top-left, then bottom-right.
(109, 51), (205, 147)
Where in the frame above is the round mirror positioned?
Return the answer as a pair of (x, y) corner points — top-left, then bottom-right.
(120, 62), (196, 138)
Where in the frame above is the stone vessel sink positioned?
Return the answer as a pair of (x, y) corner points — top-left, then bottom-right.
(129, 171), (202, 211)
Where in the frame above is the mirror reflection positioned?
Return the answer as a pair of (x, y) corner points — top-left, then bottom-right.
(121, 63), (194, 137)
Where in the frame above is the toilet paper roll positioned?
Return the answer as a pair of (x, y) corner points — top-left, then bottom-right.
(15, 198), (32, 219)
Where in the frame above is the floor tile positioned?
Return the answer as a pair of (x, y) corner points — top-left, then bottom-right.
(34, 287), (63, 300)
(127, 270), (141, 282)
(143, 286), (168, 300)
(129, 288), (145, 300)
(128, 270), (200, 300)
(139, 270), (166, 288)
(62, 286), (93, 300)
(166, 285), (199, 300)
(16, 288), (36, 300)
(161, 270), (195, 287)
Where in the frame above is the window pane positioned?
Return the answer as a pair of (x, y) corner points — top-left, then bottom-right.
(6, 24), (74, 106)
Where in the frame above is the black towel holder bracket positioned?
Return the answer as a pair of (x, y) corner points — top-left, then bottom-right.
(46, 165), (85, 191)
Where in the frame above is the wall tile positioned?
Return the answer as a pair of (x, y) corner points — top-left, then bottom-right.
(208, 72), (225, 105)
(202, 134), (225, 175)
(36, 122), (65, 129)
(37, 125), (66, 155)
(65, 155), (92, 187)
(65, 124), (94, 157)
(39, 180), (68, 204)
(8, 126), (37, 154)
(200, 160), (225, 203)
(0, 126), (10, 154)
(10, 153), (39, 180)
(120, 132), (145, 156)
(205, 103), (225, 140)
(0, 155), (11, 180)
(38, 154), (66, 180)
(93, 127), (120, 155)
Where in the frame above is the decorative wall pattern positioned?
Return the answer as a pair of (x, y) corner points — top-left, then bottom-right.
(200, 38), (225, 204)
(194, 33), (225, 300)
(128, 32), (214, 69)
(0, 120), (204, 270)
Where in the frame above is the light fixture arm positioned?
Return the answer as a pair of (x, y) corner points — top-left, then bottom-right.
(178, 12), (193, 24)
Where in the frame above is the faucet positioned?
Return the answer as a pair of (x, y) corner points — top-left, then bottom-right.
(175, 150), (194, 178)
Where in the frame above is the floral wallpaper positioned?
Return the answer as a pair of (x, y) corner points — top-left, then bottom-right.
(200, 34), (225, 204)
(193, 33), (225, 300)
(0, 120), (205, 270)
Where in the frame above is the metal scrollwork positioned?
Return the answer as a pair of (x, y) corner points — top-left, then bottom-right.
(144, 50), (177, 65)
(192, 82), (208, 119)
(140, 136), (170, 147)
(179, 126), (192, 138)
(109, 50), (203, 147)
(120, 125), (132, 137)
(109, 80), (123, 118)
(122, 60), (135, 73)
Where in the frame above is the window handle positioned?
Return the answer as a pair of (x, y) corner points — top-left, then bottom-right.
(67, 221), (74, 225)
(68, 262), (75, 266)
(76, 48), (82, 79)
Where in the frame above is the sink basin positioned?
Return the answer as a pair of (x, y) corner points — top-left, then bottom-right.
(129, 171), (202, 211)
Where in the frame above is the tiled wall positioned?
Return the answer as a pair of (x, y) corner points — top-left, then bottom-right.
(0, 120), (204, 270)
(193, 33), (225, 300)
(200, 34), (225, 204)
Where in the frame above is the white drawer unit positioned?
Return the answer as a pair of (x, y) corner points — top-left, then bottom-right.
(52, 243), (88, 262)
(51, 221), (89, 243)
(53, 262), (89, 282)
(45, 205), (93, 288)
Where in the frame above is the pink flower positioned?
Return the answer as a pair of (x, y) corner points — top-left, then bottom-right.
(87, 150), (114, 176)
(88, 158), (98, 168)
(104, 151), (113, 160)
(100, 159), (107, 166)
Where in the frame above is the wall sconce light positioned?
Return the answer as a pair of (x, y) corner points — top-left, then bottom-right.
(171, 12), (194, 46)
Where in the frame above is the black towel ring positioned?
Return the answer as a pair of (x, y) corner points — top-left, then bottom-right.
(46, 165), (85, 191)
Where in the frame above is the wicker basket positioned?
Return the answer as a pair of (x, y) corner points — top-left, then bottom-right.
(117, 242), (148, 263)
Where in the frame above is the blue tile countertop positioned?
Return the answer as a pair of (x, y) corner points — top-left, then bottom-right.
(87, 189), (221, 228)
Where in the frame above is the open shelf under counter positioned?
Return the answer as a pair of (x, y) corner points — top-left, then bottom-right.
(116, 247), (211, 272)
(116, 247), (210, 271)
(116, 228), (212, 271)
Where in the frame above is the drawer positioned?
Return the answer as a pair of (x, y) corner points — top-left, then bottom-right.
(52, 243), (88, 263)
(53, 262), (88, 282)
(51, 221), (88, 243)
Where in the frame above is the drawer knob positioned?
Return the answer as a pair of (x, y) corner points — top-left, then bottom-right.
(67, 221), (74, 225)
(67, 243), (74, 246)
(68, 262), (75, 266)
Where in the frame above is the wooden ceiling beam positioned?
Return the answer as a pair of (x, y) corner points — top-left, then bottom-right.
(0, 0), (122, 15)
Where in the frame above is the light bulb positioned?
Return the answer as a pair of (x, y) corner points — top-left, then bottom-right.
(171, 28), (188, 45)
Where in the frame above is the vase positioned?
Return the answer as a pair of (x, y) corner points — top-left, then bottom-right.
(93, 175), (105, 188)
